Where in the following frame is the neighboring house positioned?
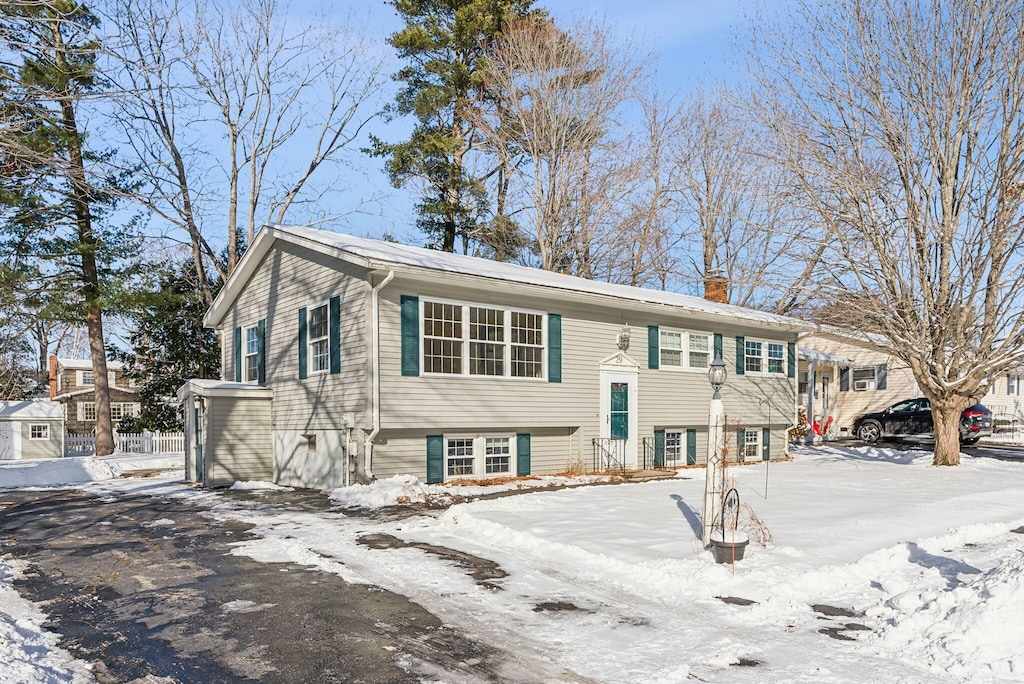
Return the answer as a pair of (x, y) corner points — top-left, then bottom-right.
(0, 401), (64, 460)
(180, 224), (809, 489)
(48, 356), (140, 433)
(798, 328), (921, 439)
(981, 370), (1024, 428)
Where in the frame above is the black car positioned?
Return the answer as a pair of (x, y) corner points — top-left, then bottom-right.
(853, 398), (993, 445)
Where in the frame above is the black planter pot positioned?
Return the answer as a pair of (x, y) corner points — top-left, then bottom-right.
(710, 538), (749, 563)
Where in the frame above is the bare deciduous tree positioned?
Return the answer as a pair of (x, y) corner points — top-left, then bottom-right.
(673, 87), (818, 312)
(751, 0), (1024, 465)
(479, 19), (670, 284)
(110, 0), (385, 293)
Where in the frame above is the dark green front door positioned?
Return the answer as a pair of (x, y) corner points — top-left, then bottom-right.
(610, 382), (629, 439)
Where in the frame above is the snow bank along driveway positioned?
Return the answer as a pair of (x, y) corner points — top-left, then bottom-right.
(5, 445), (1024, 683)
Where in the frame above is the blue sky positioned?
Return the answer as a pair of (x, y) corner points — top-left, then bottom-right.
(319, 0), (753, 242)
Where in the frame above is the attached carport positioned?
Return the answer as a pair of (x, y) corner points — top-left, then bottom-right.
(177, 380), (273, 488)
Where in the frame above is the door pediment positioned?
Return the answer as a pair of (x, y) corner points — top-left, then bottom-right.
(598, 351), (640, 372)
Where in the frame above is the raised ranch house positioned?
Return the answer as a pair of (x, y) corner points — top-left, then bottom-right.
(180, 225), (809, 489)
(49, 356), (140, 433)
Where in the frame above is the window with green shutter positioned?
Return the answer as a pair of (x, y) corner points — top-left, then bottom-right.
(548, 314), (561, 383)
(426, 435), (444, 484)
(401, 296), (419, 376)
(648, 326), (659, 369)
(516, 433), (531, 476)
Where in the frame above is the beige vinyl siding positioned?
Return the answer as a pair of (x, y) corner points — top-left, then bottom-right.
(20, 421), (63, 459)
(802, 334), (919, 432)
(224, 243), (371, 432)
(378, 274), (797, 445)
(372, 427), (579, 480)
(206, 396), (273, 487)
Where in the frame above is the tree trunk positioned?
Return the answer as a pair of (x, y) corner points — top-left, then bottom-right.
(59, 93), (114, 457)
(931, 401), (962, 466)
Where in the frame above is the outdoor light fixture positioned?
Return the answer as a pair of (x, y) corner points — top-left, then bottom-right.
(708, 357), (727, 398)
(617, 324), (631, 351)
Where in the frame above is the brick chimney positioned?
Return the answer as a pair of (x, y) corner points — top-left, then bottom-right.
(703, 269), (728, 304)
(48, 354), (58, 399)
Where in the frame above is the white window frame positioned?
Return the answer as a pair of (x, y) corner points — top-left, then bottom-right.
(243, 322), (260, 383)
(110, 403), (139, 422)
(307, 301), (330, 375)
(421, 297), (546, 380)
(77, 370), (95, 386)
(852, 367), (877, 391)
(80, 402), (97, 422)
(1008, 373), (1020, 396)
(744, 338), (786, 375)
(742, 428), (761, 462)
(659, 328), (713, 371)
(29, 424), (50, 440)
(664, 429), (684, 465)
(443, 434), (516, 479)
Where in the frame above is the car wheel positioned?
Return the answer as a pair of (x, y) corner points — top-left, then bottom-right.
(960, 436), (980, 445)
(857, 421), (882, 443)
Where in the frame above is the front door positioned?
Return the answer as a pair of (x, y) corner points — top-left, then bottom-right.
(600, 370), (638, 468)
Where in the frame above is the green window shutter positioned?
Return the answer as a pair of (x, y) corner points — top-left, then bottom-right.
(426, 435), (444, 484)
(329, 295), (341, 374)
(839, 367), (850, 391)
(713, 333), (723, 360)
(298, 307), (308, 380)
(686, 429), (697, 465)
(762, 427), (771, 461)
(876, 364), (888, 390)
(735, 336), (745, 375)
(654, 429), (665, 467)
(736, 429), (744, 461)
(787, 342), (796, 378)
(516, 433), (531, 476)
(257, 319), (266, 384)
(548, 314), (562, 383)
(648, 325), (659, 369)
(233, 327), (242, 382)
(401, 296), (419, 376)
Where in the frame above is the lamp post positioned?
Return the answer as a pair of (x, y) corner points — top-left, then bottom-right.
(702, 357), (727, 547)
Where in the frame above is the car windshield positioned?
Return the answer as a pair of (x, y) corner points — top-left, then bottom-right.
(888, 400), (919, 413)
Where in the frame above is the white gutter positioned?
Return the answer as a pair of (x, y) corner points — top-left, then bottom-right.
(364, 269), (395, 480)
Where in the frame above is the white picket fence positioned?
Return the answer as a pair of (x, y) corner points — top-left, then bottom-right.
(65, 430), (185, 457)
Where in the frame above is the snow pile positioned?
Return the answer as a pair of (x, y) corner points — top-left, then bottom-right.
(0, 560), (93, 683)
(230, 480), (294, 492)
(0, 456), (115, 489)
(0, 453), (182, 490)
(326, 473), (614, 508)
(878, 544), (1024, 678)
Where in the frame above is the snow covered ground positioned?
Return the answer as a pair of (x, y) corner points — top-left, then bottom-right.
(2, 445), (1024, 682)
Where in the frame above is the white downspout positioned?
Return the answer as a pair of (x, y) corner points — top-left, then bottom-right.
(364, 269), (395, 480)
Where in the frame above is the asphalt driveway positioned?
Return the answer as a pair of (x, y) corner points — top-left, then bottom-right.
(0, 488), (507, 683)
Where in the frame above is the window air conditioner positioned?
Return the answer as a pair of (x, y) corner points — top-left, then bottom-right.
(853, 379), (873, 391)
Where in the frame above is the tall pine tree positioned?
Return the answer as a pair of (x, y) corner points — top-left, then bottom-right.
(110, 261), (220, 431)
(371, 0), (541, 253)
(0, 1), (139, 454)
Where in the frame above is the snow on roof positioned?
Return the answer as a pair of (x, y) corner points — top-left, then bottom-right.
(206, 223), (812, 331)
(176, 379), (274, 401)
(57, 358), (124, 370)
(799, 347), (852, 365)
(0, 401), (64, 420)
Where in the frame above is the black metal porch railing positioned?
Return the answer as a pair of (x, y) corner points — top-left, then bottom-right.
(592, 438), (627, 474)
